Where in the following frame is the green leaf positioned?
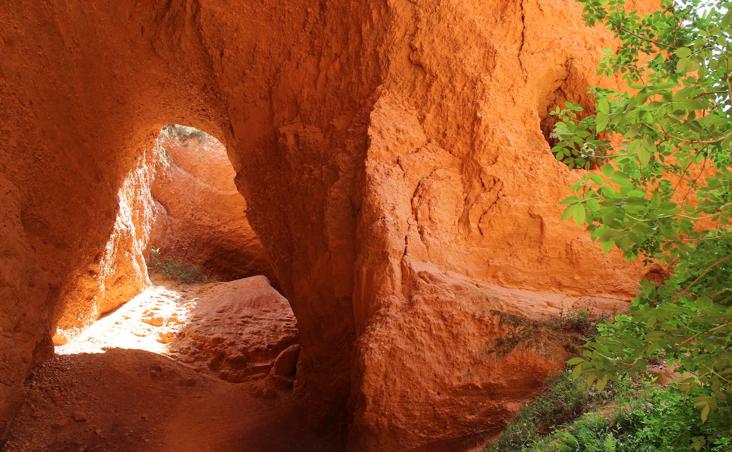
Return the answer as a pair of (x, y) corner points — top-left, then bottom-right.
(674, 47), (691, 58)
(567, 357), (585, 365)
(600, 240), (614, 253)
(628, 139), (654, 166)
(595, 375), (609, 391)
(571, 363), (584, 379)
(560, 196), (580, 205)
(597, 97), (610, 115)
(596, 112), (609, 132)
(565, 101), (584, 112)
(561, 206), (573, 221)
(601, 164), (614, 177)
(701, 404), (710, 423)
(676, 58), (699, 74)
(570, 204), (586, 224)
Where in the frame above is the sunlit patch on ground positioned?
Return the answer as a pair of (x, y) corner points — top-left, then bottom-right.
(55, 278), (196, 356)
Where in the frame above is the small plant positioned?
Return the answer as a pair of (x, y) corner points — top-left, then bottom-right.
(147, 248), (212, 284)
(549, 101), (609, 170)
(551, 308), (597, 337)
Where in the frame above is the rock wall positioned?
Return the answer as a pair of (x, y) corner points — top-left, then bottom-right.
(150, 126), (273, 282)
(0, 0), (651, 448)
(53, 148), (157, 339)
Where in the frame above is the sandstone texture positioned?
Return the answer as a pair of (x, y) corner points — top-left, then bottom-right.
(150, 127), (274, 282)
(0, 0), (652, 449)
(4, 350), (336, 452)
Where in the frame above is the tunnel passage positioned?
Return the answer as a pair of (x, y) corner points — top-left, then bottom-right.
(0, 0), (370, 443)
(148, 125), (275, 284)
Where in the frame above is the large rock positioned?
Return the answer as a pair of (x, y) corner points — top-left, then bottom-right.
(169, 276), (298, 383)
(0, 0), (653, 448)
(150, 126), (274, 282)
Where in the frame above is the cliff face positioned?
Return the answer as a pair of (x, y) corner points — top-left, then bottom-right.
(0, 0), (648, 448)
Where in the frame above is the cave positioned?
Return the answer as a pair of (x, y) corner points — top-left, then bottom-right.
(1, 1), (647, 450)
(7, 124), (307, 450)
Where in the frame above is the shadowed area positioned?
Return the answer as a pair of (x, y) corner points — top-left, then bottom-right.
(4, 349), (343, 452)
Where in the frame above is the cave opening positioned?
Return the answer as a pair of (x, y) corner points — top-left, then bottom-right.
(51, 123), (298, 379)
(5, 124), (320, 450)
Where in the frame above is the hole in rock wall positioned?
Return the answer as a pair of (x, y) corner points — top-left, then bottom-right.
(540, 67), (603, 170)
(51, 124), (298, 383)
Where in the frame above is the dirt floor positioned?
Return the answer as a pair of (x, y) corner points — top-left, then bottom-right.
(4, 276), (342, 452)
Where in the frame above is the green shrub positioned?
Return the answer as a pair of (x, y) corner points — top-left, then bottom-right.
(491, 381), (732, 451)
(551, 0), (731, 428)
(488, 371), (622, 451)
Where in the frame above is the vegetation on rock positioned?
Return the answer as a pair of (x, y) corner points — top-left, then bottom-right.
(148, 248), (213, 284)
(491, 371), (731, 451)
(547, 0), (731, 448)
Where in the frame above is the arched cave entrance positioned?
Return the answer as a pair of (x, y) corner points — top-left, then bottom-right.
(3, 125), (335, 451)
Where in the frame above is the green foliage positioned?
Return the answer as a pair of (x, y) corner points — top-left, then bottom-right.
(492, 374), (731, 451)
(550, 101), (610, 169)
(550, 0), (732, 428)
(488, 371), (622, 451)
(521, 386), (731, 451)
(147, 248), (212, 284)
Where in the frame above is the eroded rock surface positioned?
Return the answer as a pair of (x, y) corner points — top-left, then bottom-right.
(0, 0), (653, 448)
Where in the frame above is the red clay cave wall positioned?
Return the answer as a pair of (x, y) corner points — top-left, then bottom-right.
(0, 0), (654, 449)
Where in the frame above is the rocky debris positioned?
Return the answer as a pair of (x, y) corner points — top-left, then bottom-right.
(271, 344), (300, 378)
(71, 410), (87, 423)
(269, 344), (301, 387)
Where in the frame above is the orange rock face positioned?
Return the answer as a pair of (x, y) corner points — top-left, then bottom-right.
(53, 148), (157, 336)
(0, 0), (651, 448)
(150, 126), (273, 282)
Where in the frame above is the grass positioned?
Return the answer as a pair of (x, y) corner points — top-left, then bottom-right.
(147, 248), (212, 284)
(487, 371), (620, 451)
(489, 308), (731, 451)
(488, 372), (732, 452)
